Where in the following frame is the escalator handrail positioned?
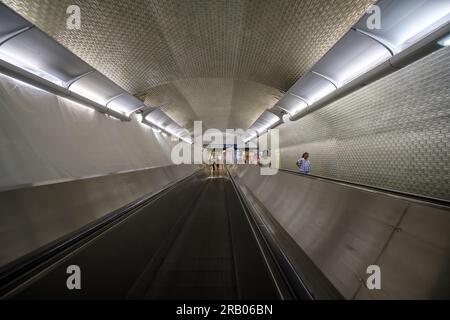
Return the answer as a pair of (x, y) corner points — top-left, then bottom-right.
(0, 169), (203, 293)
(227, 168), (315, 300)
(278, 168), (450, 209)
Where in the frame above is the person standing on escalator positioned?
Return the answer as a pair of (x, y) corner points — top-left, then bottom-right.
(297, 152), (311, 174)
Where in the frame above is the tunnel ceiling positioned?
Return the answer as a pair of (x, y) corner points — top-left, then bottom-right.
(3, 0), (375, 131)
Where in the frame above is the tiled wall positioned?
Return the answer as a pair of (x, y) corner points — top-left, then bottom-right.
(279, 47), (450, 200)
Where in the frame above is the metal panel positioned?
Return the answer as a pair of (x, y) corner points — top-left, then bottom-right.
(355, 0), (450, 54)
(144, 108), (192, 141)
(230, 172), (343, 300)
(145, 109), (173, 128)
(230, 165), (407, 298)
(288, 72), (336, 106)
(356, 204), (450, 299)
(107, 93), (144, 116)
(313, 30), (392, 87)
(69, 71), (125, 106)
(276, 94), (308, 116)
(230, 165), (450, 299)
(0, 28), (93, 88)
(256, 111), (279, 130)
(0, 2), (31, 44)
(247, 110), (280, 136)
(0, 165), (200, 269)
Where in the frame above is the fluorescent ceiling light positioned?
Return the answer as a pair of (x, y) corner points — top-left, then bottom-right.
(0, 28), (93, 88)
(246, 136), (257, 144)
(145, 109), (171, 128)
(313, 30), (392, 87)
(69, 71), (124, 106)
(276, 94), (308, 115)
(244, 134), (256, 143)
(282, 114), (292, 123)
(141, 118), (162, 133)
(252, 111), (279, 134)
(273, 0), (450, 128)
(0, 4), (143, 121)
(241, 129), (258, 143)
(107, 94), (144, 116)
(438, 33), (450, 47)
(289, 72), (336, 106)
(259, 111), (280, 126)
(144, 109), (192, 143)
(355, 0), (450, 54)
(0, 3), (32, 44)
(244, 111), (279, 140)
(180, 137), (193, 144)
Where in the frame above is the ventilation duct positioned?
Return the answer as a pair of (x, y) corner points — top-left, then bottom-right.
(144, 109), (173, 128)
(252, 111), (280, 134)
(312, 29), (392, 88)
(68, 71), (125, 109)
(0, 28), (93, 88)
(275, 94), (308, 116)
(242, 111), (280, 142)
(0, 3), (148, 121)
(268, 0), (450, 127)
(143, 109), (192, 143)
(0, 2), (31, 44)
(288, 72), (336, 106)
(106, 94), (144, 117)
(354, 0), (450, 55)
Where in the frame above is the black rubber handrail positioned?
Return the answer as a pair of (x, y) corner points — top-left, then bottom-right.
(0, 169), (202, 295)
(227, 168), (314, 300)
(278, 168), (450, 209)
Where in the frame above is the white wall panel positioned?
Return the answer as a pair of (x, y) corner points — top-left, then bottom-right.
(0, 73), (176, 189)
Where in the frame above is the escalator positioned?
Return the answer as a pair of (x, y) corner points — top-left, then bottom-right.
(0, 168), (298, 300)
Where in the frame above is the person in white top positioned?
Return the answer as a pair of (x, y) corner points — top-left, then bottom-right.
(297, 152), (311, 174)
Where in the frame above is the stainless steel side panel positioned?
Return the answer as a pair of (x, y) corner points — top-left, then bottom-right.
(229, 165), (450, 299)
(0, 164), (199, 269)
(356, 204), (450, 299)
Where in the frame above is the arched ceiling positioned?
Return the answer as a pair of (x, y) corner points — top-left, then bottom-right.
(3, 0), (375, 131)
(141, 78), (282, 131)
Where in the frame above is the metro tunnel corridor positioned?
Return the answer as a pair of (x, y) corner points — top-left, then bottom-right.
(0, 0), (450, 303)
(4, 169), (283, 300)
